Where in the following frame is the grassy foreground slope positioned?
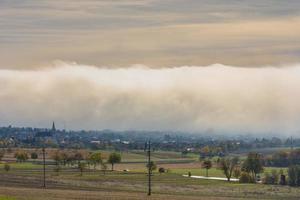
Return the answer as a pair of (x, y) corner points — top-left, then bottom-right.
(0, 150), (299, 200)
(0, 186), (244, 200)
(0, 169), (300, 200)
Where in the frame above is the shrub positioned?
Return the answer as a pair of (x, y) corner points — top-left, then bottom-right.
(279, 174), (286, 185)
(271, 169), (279, 184)
(233, 167), (241, 178)
(31, 152), (38, 159)
(158, 167), (165, 174)
(263, 172), (275, 184)
(146, 161), (157, 172)
(14, 151), (28, 162)
(288, 165), (300, 186)
(239, 172), (254, 183)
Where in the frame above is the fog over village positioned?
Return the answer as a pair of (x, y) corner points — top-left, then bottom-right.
(1, 62), (300, 136)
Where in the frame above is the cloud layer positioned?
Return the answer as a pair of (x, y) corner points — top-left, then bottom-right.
(1, 0), (300, 68)
(1, 62), (300, 135)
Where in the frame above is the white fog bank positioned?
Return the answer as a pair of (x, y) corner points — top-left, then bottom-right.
(1, 62), (300, 135)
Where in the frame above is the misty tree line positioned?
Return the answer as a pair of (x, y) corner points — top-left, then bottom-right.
(0, 148), (167, 176)
(50, 150), (123, 175)
(0, 149), (123, 176)
(200, 150), (300, 187)
(3, 147), (300, 187)
(264, 149), (300, 167)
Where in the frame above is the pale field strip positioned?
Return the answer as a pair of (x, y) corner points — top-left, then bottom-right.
(183, 175), (239, 182)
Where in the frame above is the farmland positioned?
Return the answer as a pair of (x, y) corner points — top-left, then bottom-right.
(0, 149), (299, 200)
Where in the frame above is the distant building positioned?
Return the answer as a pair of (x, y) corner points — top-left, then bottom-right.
(52, 121), (56, 133)
(90, 140), (101, 144)
(35, 122), (56, 137)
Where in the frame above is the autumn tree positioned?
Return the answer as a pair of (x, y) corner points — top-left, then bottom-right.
(108, 152), (121, 171)
(51, 150), (63, 175)
(242, 152), (264, 182)
(31, 152), (38, 159)
(202, 160), (212, 177)
(233, 167), (241, 179)
(219, 157), (239, 181)
(15, 151), (28, 162)
(51, 150), (62, 165)
(78, 162), (86, 176)
(88, 152), (103, 169)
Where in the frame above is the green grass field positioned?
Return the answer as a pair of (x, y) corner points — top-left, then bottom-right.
(0, 197), (16, 200)
(0, 149), (299, 200)
(0, 168), (299, 200)
(0, 162), (42, 169)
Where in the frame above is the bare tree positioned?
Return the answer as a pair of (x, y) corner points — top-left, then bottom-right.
(219, 157), (239, 181)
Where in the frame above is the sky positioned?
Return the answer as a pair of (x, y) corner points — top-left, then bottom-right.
(1, 0), (300, 68)
(1, 1), (300, 134)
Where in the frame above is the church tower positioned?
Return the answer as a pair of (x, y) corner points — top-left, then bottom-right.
(51, 121), (56, 132)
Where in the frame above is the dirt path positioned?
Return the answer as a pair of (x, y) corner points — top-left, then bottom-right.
(183, 175), (239, 182)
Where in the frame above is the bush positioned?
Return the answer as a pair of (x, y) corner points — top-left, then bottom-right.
(14, 151), (28, 162)
(279, 174), (286, 185)
(158, 167), (165, 174)
(288, 165), (300, 186)
(239, 172), (254, 183)
(271, 169), (279, 183)
(264, 169), (279, 184)
(31, 152), (38, 159)
(146, 161), (157, 172)
(233, 167), (241, 178)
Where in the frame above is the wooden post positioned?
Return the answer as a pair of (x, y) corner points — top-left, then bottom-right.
(42, 147), (46, 188)
(147, 141), (151, 196)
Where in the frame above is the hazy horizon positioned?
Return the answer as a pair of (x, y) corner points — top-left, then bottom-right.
(1, 62), (300, 136)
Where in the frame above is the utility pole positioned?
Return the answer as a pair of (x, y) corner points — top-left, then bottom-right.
(42, 147), (46, 188)
(145, 141), (152, 196)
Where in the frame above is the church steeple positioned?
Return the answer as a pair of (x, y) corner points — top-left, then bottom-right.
(52, 121), (56, 132)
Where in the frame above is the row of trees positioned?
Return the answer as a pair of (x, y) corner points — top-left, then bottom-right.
(202, 151), (300, 187)
(265, 149), (300, 167)
(261, 166), (300, 186)
(202, 152), (264, 182)
(1, 149), (122, 176)
(0, 149), (40, 162)
(51, 150), (122, 175)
